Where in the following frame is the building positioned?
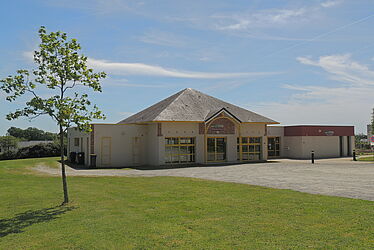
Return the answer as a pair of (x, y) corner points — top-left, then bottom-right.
(67, 88), (355, 168)
(268, 125), (354, 158)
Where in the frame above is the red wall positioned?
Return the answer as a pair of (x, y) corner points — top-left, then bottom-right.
(284, 126), (354, 136)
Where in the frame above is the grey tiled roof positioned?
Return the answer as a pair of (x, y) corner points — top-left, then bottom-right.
(118, 88), (278, 124)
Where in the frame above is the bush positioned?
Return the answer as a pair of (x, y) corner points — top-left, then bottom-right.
(0, 143), (62, 160)
(0, 151), (18, 160)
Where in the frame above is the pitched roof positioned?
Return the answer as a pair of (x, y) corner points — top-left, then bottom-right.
(118, 88), (278, 124)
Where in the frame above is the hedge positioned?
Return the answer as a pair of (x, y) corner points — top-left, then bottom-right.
(0, 143), (64, 160)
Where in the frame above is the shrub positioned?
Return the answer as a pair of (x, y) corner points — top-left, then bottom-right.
(0, 143), (62, 160)
(0, 151), (18, 160)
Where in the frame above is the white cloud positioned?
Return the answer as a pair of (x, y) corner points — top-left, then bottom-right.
(297, 54), (374, 86)
(87, 58), (280, 79)
(321, 0), (342, 8)
(22, 51), (279, 81)
(102, 78), (170, 88)
(248, 54), (374, 133)
(214, 8), (307, 31)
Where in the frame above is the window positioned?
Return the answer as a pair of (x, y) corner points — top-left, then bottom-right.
(74, 138), (80, 147)
(237, 137), (262, 161)
(165, 137), (195, 164)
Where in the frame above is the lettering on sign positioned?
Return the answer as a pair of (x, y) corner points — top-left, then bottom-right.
(210, 124), (224, 133)
(324, 131), (334, 136)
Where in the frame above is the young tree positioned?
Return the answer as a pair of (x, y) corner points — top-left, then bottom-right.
(0, 26), (106, 204)
(0, 136), (19, 154)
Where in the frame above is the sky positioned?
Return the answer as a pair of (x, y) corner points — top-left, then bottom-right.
(0, 0), (373, 135)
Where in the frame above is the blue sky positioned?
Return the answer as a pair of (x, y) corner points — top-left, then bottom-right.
(0, 0), (373, 134)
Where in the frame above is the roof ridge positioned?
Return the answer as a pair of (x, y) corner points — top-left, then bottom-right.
(116, 89), (186, 124)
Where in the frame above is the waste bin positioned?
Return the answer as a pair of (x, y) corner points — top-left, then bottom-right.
(77, 152), (85, 165)
(70, 152), (77, 163)
(90, 154), (97, 168)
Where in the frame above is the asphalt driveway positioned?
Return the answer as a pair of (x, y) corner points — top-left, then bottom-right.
(35, 158), (374, 201)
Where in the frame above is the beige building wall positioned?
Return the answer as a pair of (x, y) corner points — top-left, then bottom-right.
(145, 123), (159, 165)
(67, 127), (90, 164)
(68, 122), (269, 167)
(68, 124), (355, 167)
(300, 136), (340, 158)
(94, 124), (148, 167)
(267, 126), (355, 159)
(282, 136), (355, 159)
(68, 124), (148, 168)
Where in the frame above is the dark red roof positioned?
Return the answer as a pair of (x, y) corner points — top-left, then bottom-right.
(284, 126), (354, 136)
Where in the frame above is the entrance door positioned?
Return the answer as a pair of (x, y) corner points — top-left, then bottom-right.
(207, 137), (226, 162)
(101, 137), (111, 166)
(268, 137), (280, 157)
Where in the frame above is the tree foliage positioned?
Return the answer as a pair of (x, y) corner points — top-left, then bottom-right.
(0, 136), (19, 154)
(0, 26), (106, 131)
(371, 107), (374, 133)
(0, 26), (106, 204)
(7, 126), (58, 141)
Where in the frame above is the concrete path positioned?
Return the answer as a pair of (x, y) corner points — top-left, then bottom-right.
(34, 158), (374, 201)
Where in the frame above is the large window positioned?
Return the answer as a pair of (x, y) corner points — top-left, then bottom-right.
(165, 137), (195, 164)
(237, 137), (262, 161)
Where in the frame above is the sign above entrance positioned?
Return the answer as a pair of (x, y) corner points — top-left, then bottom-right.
(210, 124), (224, 133)
(324, 131), (335, 136)
(205, 117), (236, 134)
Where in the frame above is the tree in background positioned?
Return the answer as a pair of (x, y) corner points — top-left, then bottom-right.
(371, 107), (374, 134)
(0, 26), (106, 205)
(7, 126), (58, 141)
(0, 136), (19, 154)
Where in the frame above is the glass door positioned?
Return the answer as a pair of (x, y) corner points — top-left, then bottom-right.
(268, 137), (280, 157)
(207, 137), (226, 162)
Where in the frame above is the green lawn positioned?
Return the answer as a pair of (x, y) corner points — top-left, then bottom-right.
(358, 155), (374, 162)
(0, 158), (373, 249)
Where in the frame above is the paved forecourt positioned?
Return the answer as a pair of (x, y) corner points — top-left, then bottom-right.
(35, 158), (374, 201)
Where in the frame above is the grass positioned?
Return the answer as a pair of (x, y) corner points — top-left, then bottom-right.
(0, 158), (374, 249)
(358, 155), (374, 162)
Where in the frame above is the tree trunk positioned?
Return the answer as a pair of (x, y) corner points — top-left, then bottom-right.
(60, 125), (69, 204)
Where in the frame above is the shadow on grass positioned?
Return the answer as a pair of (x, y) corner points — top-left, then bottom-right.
(0, 205), (76, 238)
